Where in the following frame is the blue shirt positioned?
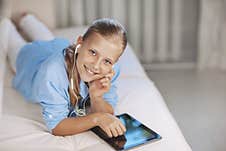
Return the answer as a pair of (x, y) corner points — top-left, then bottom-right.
(12, 38), (120, 132)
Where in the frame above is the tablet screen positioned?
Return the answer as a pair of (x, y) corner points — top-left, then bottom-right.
(91, 113), (162, 150)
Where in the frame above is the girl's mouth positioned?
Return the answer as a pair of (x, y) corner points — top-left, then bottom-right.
(84, 65), (95, 75)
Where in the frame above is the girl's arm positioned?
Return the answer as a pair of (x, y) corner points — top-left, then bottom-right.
(52, 112), (126, 137)
(52, 113), (97, 136)
(88, 71), (116, 114)
(90, 96), (114, 114)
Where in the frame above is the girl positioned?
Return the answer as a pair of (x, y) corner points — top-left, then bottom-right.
(0, 14), (127, 137)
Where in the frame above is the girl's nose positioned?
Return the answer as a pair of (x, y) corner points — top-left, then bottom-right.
(92, 59), (101, 73)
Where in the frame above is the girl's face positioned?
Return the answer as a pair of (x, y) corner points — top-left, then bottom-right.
(76, 33), (123, 82)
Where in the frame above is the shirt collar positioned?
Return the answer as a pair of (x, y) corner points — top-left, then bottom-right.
(79, 80), (89, 98)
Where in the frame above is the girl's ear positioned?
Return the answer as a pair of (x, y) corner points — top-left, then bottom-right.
(76, 35), (83, 45)
(74, 35), (83, 53)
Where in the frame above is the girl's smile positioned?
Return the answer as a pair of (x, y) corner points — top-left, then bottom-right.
(84, 64), (97, 76)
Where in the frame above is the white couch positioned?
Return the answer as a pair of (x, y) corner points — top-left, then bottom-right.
(0, 26), (192, 151)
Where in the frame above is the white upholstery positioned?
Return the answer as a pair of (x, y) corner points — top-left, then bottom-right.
(0, 27), (192, 151)
(0, 44), (6, 117)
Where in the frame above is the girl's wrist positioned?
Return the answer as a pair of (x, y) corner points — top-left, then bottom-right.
(89, 113), (101, 126)
(90, 95), (102, 102)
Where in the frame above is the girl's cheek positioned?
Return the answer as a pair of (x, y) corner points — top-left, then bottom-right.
(86, 57), (96, 64)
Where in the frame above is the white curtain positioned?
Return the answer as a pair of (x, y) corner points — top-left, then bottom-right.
(2, 0), (225, 70)
(55, 0), (199, 67)
(198, 0), (226, 70)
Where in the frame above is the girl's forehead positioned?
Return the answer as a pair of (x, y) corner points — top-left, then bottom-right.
(84, 32), (120, 46)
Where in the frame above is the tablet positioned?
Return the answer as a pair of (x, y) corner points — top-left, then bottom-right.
(91, 113), (162, 151)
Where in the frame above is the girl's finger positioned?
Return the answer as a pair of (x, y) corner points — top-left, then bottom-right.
(105, 70), (114, 78)
(106, 71), (114, 77)
(100, 77), (110, 83)
(91, 74), (104, 81)
(119, 122), (126, 133)
(104, 127), (112, 138)
(103, 75), (112, 81)
(102, 82), (108, 86)
(115, 125), (123, 136)
(110, 127), (118, 137)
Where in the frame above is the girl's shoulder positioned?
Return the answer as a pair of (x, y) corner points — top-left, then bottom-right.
(39, 51), (68, 83)
(33, 44), (69, 94)
(31, 53), (69, 102)
(31, 37), (70, 51)
(50, 38), (70, 50)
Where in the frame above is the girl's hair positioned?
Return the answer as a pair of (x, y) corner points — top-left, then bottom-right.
(83, 18), (127, 51)
(65, 18), (127, 106)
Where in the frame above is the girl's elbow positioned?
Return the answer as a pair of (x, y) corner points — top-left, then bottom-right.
(52, 127), (65, 136)
(51, 122), (68, 136)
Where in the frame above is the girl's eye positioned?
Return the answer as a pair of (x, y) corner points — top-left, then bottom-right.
(89, 49), (96, 56)
(104, 59), (112, 65)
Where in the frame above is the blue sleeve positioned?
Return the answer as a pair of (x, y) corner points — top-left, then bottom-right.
(15, 38), (71, 132)
(103, 63), (120, 109)
(33, 66), (70, 133)
(39, 81), (69, 132)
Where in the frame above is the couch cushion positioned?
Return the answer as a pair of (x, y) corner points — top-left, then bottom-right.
(0, 115), (74, 151)
(1, 77), (191, 151)
(117, 44), (148, 78)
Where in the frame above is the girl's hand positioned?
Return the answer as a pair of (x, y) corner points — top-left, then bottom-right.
(93, 113), (126, 137)
(88, 69), (115, 99)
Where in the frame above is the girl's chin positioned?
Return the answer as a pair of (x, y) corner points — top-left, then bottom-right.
(80, 76), (89, 82)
